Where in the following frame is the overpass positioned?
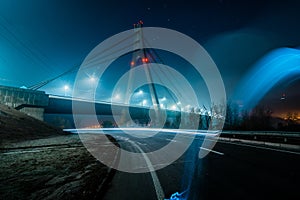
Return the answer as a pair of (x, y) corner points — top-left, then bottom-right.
(0, 85), (150, 119)
(0, 85), (48, 121)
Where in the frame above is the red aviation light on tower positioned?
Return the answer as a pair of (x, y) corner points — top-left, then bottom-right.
(142, 57), (149, 63)
(134, 20), (144, 29)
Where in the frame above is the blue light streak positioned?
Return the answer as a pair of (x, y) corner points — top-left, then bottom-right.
(164, 135), (203, 200)
(165, 190), (188, 200)
(234, 47), (300, 109)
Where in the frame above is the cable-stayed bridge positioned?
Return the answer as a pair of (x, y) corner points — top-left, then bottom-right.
(0, 21), (211, 128)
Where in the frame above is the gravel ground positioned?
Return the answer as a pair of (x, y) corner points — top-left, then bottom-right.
(0, 134), (119, 200)
(0, 104), (118, 200)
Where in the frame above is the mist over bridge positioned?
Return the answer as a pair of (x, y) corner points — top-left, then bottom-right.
(45, 94), (183, 128)
(0, 84), (199, 129)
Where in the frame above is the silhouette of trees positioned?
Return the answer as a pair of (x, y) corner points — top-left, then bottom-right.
(224, 102), (273, 131)
(224, 101), (240, 130)
(248, 106), (273, 130)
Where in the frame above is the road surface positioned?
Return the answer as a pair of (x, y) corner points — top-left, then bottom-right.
(92, 129), (300, 200)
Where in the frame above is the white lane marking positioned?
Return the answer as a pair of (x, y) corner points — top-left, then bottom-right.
(133, 160), (195, 170)
(127, 140), (165, 200)
(2, 149), (43, 155)
(220, 141), (300, 155)
(136, 141), (147, 146)
(165, 138), (177, 143)
(199, 147), (224, 156)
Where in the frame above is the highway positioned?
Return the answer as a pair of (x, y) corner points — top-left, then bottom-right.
(88, 129), (300, 200)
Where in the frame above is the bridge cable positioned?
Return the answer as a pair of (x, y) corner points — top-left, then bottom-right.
(143, 38), (186, 106)
(28, 32), (137, 90)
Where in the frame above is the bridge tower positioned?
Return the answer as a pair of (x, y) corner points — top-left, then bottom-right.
(120, 21), (163, 127)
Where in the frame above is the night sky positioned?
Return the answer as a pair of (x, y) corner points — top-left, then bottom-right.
(0, 0), (300, 117)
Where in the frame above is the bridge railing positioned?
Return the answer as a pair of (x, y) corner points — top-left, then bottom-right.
(220, 131), (300, 146)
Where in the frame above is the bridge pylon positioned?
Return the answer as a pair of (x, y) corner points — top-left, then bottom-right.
(119, 21), (164, 127)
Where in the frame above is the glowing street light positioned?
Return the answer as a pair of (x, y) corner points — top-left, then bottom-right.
(185, 104), (191, 112)
(113, 94), (120, 101)
(87, 73), (97, 86)
(142, 99), (147, 106)
(64, 85), (69, 96)
(138, 90), (143, 95)
(171, 104), (177, 110)
(90, 76), (96, 82)
(160, 97), (166, 102)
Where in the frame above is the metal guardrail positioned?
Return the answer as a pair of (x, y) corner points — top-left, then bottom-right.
(221, 131), (300, 137)
(220, 131), (300, 145)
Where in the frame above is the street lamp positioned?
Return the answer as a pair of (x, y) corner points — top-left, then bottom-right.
(90, 76), (96, 82)
(171, 104), (177, 110)
(138, 90), (143, 95)
(185, 104), (191, 112)
(113, 94), (120, 101)
(142, 99), (147, 106)
(64, 85), (69, 96)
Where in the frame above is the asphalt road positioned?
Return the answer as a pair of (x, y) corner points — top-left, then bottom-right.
(97, 129), (300, 200)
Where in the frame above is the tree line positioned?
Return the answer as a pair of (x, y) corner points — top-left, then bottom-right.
(224, 101), (300, 131)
